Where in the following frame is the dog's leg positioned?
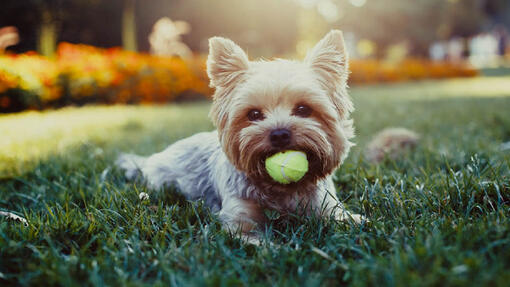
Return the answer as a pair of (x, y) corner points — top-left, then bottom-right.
(218, 196), (265, 243)
(314, 179), (365, 224)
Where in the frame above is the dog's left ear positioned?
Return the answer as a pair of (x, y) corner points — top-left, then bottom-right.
(305, 30), (352, 117)
(207, 37), (249, 89)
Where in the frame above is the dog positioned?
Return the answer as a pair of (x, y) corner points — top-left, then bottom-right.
(116, 30), (364, 241)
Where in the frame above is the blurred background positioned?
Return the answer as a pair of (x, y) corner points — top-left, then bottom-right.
(0, 0), (509, 112)
(3, 2), (510, 284)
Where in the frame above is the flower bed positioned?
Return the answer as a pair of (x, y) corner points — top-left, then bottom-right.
(349, 59), (478, 84)
(0, 43), (211, 112)
(0, 43), (478, 113)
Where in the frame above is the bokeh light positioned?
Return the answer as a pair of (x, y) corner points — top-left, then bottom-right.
(349, 0), (367, 8)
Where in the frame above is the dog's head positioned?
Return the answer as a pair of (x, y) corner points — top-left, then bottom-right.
(207, 30), (354, 187)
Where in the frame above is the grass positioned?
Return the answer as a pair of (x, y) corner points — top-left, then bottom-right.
(1, 76), (510, 286)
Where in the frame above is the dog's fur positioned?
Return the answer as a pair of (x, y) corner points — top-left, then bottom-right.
(365, 128), (420, 163)
(116, 30), (364, 238)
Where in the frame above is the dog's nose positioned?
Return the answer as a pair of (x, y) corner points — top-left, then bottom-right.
(269, 128), (292, 148)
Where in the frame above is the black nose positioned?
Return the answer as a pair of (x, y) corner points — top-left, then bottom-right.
(269, 128), (292, 148)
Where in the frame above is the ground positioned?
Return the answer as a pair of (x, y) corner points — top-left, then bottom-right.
(1, 76), (509, 286)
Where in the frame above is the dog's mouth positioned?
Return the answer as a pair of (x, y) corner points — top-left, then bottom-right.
(262, 146), (308, 159)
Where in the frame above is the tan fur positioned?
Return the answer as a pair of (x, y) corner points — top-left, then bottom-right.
(207, 30), (355, 207)
(365, 128), (420, 163)
(117, 31), (365, 241)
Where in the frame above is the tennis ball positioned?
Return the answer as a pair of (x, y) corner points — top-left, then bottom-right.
(265, 150), (308, 184)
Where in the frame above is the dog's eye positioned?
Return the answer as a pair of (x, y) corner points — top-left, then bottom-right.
(247, 109), (264, 121)
(294, 104), (312, 118)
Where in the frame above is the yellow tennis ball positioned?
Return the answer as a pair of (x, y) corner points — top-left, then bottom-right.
(265, 150), (309, 184)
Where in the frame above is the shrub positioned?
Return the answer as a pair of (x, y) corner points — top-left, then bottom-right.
(349, 59), (478, 84)
(0, 43), (211, 112)
(0, 53), (60, 111)
(0, 43), (478, 113)
(56, 43), (211, 105)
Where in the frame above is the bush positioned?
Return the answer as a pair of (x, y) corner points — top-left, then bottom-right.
(349, 59), (478, 84)
(0, 53), (60, 112)
(56, 43), (211, 105)
(0, 43), (478, 113)
(0, 43), (211, 112)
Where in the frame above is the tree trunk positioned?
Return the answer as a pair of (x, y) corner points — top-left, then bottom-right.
(122, 0), (137, 51)
(38, 9), (57, 57)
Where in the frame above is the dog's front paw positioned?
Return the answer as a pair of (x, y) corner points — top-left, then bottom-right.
(348, 213), (369, 224)
(336, 210), (369, 224)
(241, 234), (262, 246)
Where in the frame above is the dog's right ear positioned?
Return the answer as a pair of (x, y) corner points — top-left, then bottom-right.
(305, 30), (353, 119)
(207, 37), (249, 88)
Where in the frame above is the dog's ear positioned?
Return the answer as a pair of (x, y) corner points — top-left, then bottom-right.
(305, 30), (349, 85)
(207, 37), (249, 88)
(305, 30), (353, 117)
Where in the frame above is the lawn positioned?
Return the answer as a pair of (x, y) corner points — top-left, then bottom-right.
(1, 76), (510, 286)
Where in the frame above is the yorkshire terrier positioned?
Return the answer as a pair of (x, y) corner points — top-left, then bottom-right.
(116, 30), (364, 240)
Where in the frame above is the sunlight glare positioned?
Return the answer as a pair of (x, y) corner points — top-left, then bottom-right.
(317, 1), (342, 23)
(296, 0), (320, 9)
(349, 0), (367, 7)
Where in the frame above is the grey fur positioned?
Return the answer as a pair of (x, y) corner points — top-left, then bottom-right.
(116, 30), (367, 236)
(116, 130), (363, 232)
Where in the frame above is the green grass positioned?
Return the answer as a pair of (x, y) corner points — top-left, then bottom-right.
(1, 77), (510, 286)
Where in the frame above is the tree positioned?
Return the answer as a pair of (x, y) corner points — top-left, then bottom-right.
(38, 2), (59, 57)
(122, 0), (137, 51)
